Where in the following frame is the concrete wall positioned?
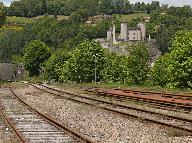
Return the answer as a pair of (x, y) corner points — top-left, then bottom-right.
(0, 63), (24, 81)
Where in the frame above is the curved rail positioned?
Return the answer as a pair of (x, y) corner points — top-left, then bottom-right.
(29, 83), (192, 134)
(2, 85), (95, 143)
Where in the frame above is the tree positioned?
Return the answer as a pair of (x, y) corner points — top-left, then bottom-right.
(59, 40), (105, 83)
(70, 9), (89, 24)
(0, 3), (6, 28)
(41, 0), (48, 14)
(102, 52), (127, 83)
(42, 49), (70, 80)
(150, 53), (171, 87)
(126, 44), (150, 85)
(23, 40), (51, 76)
(156, 25), (169, 54)
(151, 1), (160, 11)
(151, 31), (192, 89)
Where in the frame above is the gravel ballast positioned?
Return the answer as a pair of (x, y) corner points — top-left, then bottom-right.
(0, 88), (21, 143)
(15, 84), (192, 143)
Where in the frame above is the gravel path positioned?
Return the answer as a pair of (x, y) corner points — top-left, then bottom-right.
(15, 85), (192, 143)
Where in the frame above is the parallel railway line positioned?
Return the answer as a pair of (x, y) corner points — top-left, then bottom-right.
(85, 87), (192, 113)
(0, 86), (95, 143)
(29, 83), (192, 134)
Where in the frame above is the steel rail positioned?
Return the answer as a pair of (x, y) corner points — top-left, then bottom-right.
(86, 89), (192, 109)
(29, 83), (192, 133)
(9, 85), (96, 143)
(0, 107), (27, 143)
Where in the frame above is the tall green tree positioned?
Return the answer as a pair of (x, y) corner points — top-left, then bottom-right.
(0, 3), (6, 28)
(156, 25), (169, 54)
(23, 40), (51, 76)
(59, 40), (105, 83)
(126, 44), (150, 85)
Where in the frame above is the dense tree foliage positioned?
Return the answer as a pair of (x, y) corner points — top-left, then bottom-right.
(23, 40), (51, 76)
(42, 42), (150, 85)
(102, 52), (127, 83)
(59, 40), (105, 83)
(5, 0), (168, 17)
(0, 17), (110, 62)
(126, 44), (150, 85)
(151, 31), (192, 89)
(42, 49), (70, 80)
(0, 3), (6, 28)
(148, 5), (192, 54)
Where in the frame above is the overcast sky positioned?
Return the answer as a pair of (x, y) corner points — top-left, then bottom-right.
(1, 0), (192, 7)
(130, 0), (192, 7)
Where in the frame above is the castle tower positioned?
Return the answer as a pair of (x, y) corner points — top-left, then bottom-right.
(137, 23), (146, 41)
(107, 28), (113, 41)
(120, 22), (128, 41)
(112, 25), (117, 44)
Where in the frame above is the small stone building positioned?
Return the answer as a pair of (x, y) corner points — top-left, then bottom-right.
(0, 63), (24, 81)
(107, 22), (146, 44)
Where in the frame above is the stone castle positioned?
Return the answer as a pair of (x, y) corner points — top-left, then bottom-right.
(107, 22), (146, 44)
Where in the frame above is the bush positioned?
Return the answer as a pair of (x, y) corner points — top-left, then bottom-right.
(23, 40), (51, 76)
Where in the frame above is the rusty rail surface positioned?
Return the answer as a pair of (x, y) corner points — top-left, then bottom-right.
(85, 88), (192, 109)
(29, 83), (192, 134)
(0, 85), (95, 143)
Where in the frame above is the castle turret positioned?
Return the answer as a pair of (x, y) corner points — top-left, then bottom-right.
(137, 23), (146, 41)
(120, 22), (128, 41)
(112, 25), (117, 44)
(107, 28), (113, 41)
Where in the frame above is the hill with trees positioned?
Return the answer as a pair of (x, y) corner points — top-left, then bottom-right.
(0, 0), (191, 89)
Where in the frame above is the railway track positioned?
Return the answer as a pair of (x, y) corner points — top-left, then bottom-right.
(29, 83), (192, 134)
(85, 89), (192, 114)
(0, 86), (95, 143)
(85, 88), (192, 111)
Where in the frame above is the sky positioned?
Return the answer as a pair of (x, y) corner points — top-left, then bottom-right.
(130, 0), (192, 7)
(0, 0), (192, 7)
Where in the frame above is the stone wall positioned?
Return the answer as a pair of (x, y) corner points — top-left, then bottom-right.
(0, 63), (24, 81)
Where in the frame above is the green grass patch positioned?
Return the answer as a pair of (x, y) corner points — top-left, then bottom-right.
(120, 13), (150, 22)
(6, 16), (33, 24)
(31, 15), (69, 21)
